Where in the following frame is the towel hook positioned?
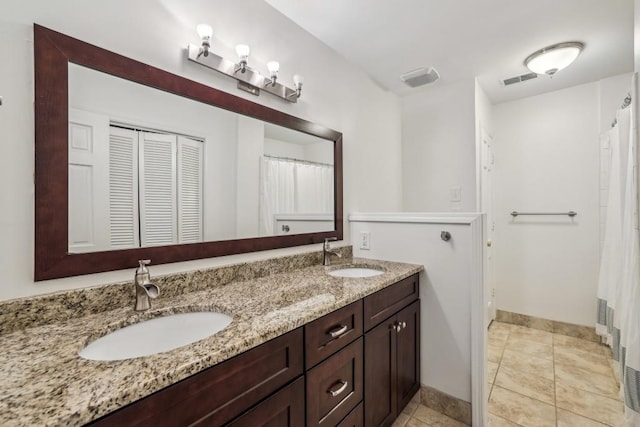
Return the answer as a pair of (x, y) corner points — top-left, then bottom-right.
(440, 231), (451, 241)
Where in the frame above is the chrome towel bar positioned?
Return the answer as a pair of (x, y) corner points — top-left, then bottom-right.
(510, 211), (577, 217)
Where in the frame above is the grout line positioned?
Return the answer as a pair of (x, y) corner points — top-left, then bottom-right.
(559, 407), (613, 427)
(487, 412), (526, 427)
(491, 322), (624, 427)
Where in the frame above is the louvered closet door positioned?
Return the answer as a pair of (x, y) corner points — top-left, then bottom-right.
(109, 126), (140, 249)
(139, 132), (178, 246)
(177, 136), (203, 243)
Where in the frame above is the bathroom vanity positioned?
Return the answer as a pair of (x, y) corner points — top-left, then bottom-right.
(88, 273), (420, 426)
(0, 254), (421, 426)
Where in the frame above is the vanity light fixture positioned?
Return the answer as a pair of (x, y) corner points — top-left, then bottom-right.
(187, 25), (303, 103)
(196, 24), (213, 58)
(524, 41), (584, 76)
(292, 74), (304, 98)
(235, 44), (250, 73)
(265, 61), (279, 86)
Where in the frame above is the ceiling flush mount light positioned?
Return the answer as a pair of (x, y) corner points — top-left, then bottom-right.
(524, 42), (584, 76)
(187, 25), (303, 103)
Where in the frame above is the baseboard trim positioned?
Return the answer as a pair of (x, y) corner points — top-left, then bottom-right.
(495, 310), (600, 342)
(420, 385), (471, 425)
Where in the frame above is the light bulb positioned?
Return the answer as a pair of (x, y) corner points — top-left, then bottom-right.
(267, 61), (280, 76)
(196, 24), (213, 40)
(235, 44), (250, 61)
(293, 74), (304, 87)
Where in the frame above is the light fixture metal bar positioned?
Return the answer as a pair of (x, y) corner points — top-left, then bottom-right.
(187, 44), (298, 103)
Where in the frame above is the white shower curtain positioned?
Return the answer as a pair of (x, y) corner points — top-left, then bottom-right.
(295, 162), (334, 213)
(259, 157), (333, 235)
(259, 157), (295, 235)
(596, 73), (640, 425)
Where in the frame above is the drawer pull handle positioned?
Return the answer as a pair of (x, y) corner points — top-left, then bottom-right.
(327, 380), (349, 397)
(328, 324), (349, 338)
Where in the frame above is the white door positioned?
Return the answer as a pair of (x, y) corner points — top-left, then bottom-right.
(68, 109), (110, 253)
(481, 128), (496, 326)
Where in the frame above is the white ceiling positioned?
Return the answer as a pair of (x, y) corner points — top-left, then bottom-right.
(265, 0), (634, 103)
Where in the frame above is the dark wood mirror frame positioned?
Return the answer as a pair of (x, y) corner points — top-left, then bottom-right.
(34, 24), (343, 281)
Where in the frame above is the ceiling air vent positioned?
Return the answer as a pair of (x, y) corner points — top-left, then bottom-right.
(400, 67), (440, 88)
(502, 72), (538, 86)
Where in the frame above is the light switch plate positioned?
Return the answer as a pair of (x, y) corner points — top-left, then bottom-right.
(360, 232), (371, 250)
(449, 187), (462, 202)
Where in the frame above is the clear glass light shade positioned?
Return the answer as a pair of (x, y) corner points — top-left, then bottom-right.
(525, 42), (583, 75)
(196, 24), (213, 40)
(267, 61), (280, 76)
(235, 44), (250, 60)
(293, 74), (304, 87)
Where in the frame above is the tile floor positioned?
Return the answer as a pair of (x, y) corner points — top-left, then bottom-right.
(487, 321), (626, 426)
(391, 392), (467, 426)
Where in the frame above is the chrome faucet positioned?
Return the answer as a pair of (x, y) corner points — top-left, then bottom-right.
(134, 260), (160, 311)
(323, 237), (342, 266)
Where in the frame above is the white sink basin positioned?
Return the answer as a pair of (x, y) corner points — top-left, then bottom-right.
(79, 312), (232, 361)
(328, 267), (384, 278)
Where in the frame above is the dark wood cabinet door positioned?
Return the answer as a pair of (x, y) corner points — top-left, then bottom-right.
(395, 300), (420, 414)
(364, 317), (397, 427)
(224, 377), (305, 427)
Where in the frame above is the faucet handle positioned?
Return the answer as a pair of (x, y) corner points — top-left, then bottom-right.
(136, 259), (151, 275)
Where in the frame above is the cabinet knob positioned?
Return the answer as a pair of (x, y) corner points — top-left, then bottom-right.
(401, 321), (407, 329)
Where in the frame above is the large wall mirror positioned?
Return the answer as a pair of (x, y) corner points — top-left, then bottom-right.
(34, 24), (343, 281)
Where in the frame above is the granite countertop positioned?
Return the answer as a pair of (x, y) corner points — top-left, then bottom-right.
(0, 257), (422, 426)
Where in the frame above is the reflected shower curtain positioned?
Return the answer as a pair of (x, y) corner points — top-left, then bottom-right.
(295, 162), (334, 214)
(259, 157), (333, 235)
(596, 73), (640, 425)
(259, 157), (295, 236)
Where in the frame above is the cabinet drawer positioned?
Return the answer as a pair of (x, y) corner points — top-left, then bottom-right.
(337, 402), (363, 427)
(225, 377), (305, 427)
(89, 328), (303, 426)
(306, 337), (363, 427)
(364, 274), (419, 331)
(305, 300), (363, 368)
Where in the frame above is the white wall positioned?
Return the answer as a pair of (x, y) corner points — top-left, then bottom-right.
(474, 80), (493, 211)
(0, 0), (403, 300)
(493, 82), (601, 326)
(235, 116), (264, 239)
(402, 79), (477, 212)
(351, 214), (484, 405)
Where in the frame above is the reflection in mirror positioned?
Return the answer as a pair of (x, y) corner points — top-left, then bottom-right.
(35, 24), (342, 280)
(68, 64), (334, 254)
